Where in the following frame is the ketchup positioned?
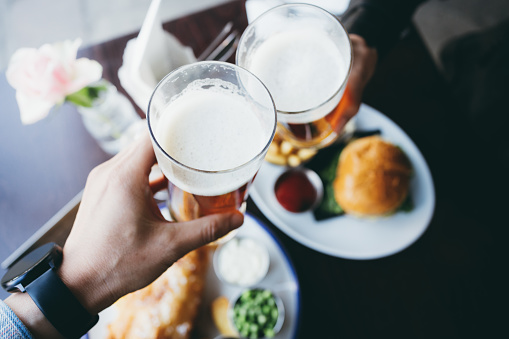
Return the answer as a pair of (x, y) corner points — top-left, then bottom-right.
(274, 169), (318, 213)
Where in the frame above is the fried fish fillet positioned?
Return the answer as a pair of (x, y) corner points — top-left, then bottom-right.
(107, 247), (210, 339)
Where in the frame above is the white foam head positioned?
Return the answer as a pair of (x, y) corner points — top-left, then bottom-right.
(152, 79), (273, 196)
(237, 4), (352, 124)
(250, 29), (345, 114)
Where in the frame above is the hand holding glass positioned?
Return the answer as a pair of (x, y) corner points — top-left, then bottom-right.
(237, 4), (352, 149)
(148, 61), (276, 222)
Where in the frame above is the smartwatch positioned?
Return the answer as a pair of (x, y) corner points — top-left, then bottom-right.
(1, 243), (99, 338)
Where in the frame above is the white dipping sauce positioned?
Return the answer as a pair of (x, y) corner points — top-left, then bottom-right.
(216, 238), (270, 286)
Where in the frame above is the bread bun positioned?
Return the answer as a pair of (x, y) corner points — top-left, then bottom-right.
(333, 136), (412, 216)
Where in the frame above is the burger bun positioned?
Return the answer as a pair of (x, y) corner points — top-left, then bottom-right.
(333, 136), (412, 216)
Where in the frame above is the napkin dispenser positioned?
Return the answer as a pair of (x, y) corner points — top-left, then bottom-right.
(118, 0), (196, 114)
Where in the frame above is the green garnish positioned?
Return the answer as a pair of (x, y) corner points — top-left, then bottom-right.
(306, 141), (346, 221)
(398, 193), (414, 212)
(233, 289), (279, 338)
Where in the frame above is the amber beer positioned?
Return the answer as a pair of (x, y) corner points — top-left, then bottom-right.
(148, 62), (276, 222)
(237, 4), (352, 149)
(167, 182), (251, 221)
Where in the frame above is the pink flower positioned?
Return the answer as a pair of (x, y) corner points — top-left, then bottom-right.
(6, 39), (103, 124)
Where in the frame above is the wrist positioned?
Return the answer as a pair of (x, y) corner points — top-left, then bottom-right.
(5, 293), (65, 339)
(57, 253), (110, 315)
(2, 243), (101, 338)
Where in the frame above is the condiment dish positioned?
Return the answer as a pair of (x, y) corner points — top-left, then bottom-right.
(274, 167), (324, 213)
(228, 288), (285, 339)
(213, 237), (270, 287)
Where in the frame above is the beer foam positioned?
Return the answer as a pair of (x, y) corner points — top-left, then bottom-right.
(155, 80), (268, 196)
(249, 28), (347, 119)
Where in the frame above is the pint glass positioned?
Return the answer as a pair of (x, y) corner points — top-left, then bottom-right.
(237, 4), (352, 149)
(148, 61), (276, 222)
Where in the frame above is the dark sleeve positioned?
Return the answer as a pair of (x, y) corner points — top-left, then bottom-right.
(341, 0), (426, 57)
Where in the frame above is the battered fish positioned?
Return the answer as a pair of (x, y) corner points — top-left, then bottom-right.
(107, 247), (209, 339)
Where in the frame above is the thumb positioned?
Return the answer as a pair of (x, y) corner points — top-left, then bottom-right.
(171, 212), (244, 255)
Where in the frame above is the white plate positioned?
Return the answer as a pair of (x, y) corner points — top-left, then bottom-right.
(250, 104), (436, 260)
(87, 212), (300, 339)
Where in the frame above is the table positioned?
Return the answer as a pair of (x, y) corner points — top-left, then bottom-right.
(0, 1), (502, 338)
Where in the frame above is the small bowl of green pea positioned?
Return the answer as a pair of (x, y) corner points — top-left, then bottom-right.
(229, 288), (285, 338)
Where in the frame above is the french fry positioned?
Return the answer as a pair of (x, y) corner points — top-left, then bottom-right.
(288, 154), (301, 167)
(265, 152), (287, 166)
(297, 148), (317, 161)
(267, 142), (280, 156)
(211, 296), (238, 337)
(280, 141), (294, 155)
(265, 134), (318, 166)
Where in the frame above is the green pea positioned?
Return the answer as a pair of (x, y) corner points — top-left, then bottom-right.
(233, 289), (280, 338)
(265, 328), (275, 338)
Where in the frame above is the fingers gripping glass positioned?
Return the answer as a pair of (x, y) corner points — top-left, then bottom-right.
(237, 4), (352, 149)
(148, 61), (276, 222)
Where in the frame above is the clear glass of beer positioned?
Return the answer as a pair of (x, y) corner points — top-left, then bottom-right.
(237, 4), (352, 149)
(148, 61), (276, 222)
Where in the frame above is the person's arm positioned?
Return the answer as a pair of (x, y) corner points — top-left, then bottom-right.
(334, 0), (425, 130)
(3, 132), (244, 338)
(335, 34), (378, 132)
(342, 0), (425, 58)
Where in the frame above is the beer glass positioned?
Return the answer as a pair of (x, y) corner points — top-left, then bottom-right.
(148, 61), (276, 222)
(237, 4), (352, 149)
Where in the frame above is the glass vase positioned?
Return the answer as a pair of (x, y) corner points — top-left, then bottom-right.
(77, 80), (142, 155)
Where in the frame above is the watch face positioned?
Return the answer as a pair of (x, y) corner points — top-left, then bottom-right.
(1, 243), (61, 292)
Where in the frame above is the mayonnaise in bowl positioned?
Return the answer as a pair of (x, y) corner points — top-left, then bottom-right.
(214, 237), (270, 287)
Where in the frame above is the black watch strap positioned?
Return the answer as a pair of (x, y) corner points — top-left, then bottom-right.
(26, 267), (99, 338)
